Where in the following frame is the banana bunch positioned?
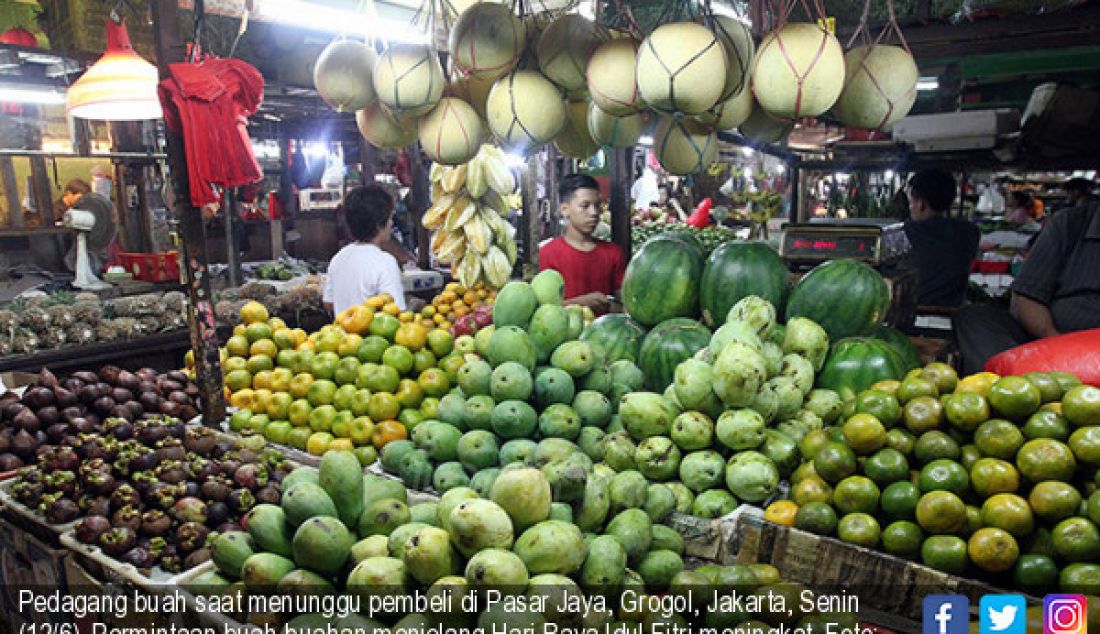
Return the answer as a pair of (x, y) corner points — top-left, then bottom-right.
(425, 144), (519, 289)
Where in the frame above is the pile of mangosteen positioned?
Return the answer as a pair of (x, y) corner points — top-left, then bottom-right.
(0, 366), (203, 471)
(11, 416), (292, 574)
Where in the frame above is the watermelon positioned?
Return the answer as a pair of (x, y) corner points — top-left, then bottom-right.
(638, 318), (712, 392)
(874, 325), (920, 371)
(652, 230), (703, 253)
(622, 236), (704, 327)
(699, 242), (789, 327)
(785, 259), (890, 342)
(817, 337), (908, 402)
(580, 314), (648, 363)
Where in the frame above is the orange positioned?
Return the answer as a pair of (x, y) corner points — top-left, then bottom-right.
(289, 373), (315, 399)
(269, 367), (294, 393)
(291, 329), (308, 346)
(439, 290), (457, 304)
(372, 420), (408, 449)
(229, 388), (256, 409)
(244, 322), (274, 343)
(246, 354), (274, 375)
(240, 300), (269, 324)
(225, 369), (252, 392)
(268, 317), (287, 330)
(383, 303), (400, 317)
(968, 527), (1019, 573)
(398, 311), (415, 323)
(272, 329), (297, 351)
(253, 388), (274, 414)
(764, 500), (799, 527)
(791, 476), (833, 505)
(233, 323), (248, 337)
(395, 323), (428, 351)
(418, 368), (451, 397)
(367, 392), (401, 422)
(957, 372), (999, 398)
(251, 370), (274, 391)
(307, 432), (335, 456)
(328, 438), (355, 452)
(226, 335), (250, 358)
(250, 339), (278, 358)
(338, 334), (364, 358)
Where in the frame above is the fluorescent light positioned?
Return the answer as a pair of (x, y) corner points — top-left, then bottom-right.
(0, 87), (65, 105)
(257, 0), (427, 44)
(303, 142), (329, 157)
(775, 164), (785, 174)
(637, 135), (653, 146)
(884, 169), (895, 180)
(740, 146), (753, 157)
(503, 152), (526, 167)
(917, 77), (939, 91)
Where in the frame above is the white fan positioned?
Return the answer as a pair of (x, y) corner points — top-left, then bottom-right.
(63, 193), (115, 290)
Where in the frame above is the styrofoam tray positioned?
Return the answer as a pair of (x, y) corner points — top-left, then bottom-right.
(0, 478), (81, 535)
(60, 531), (189, 589)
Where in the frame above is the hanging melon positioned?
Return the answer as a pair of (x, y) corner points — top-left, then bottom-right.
(419, 98), (484, 165)
(654, 117), (718, 175)
(692, 84), (753, 131)
(485, 70), (566, 152)
(832, 44), (918, 130)
(586, 38), (642, 116)
(373, 44), (445, 117)
(699, 15), (755, 102)
(447, 73), (496, 119)
(738, 100), (794, 145)
(636, 22), (727, 115)
(588, 102), (647, 148)
(449, 3), (526, 80)
(751, 23), (845, 119)
(538, 14), (606, 97)
(356, 102), (418, 149)
(554, 100), (600, 159)
(313, 39), (377, 112)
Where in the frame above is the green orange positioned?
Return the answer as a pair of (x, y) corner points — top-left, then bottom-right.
(881, 481), (921, 520)
(833, 476), (881, 515)
(988, 376), (1042, 421)
(813, 441), (857, 483)
(973, 418), (1024, 459)
(968, 527), (1019, 572)
(944, 392), (990, 432)
(837, 513), (880, 548)
(969, 457), (1019, 497)
(794, 501), (837, 536)
(881, 520), (924, 557)
(1029, 481), (1083, 523)
(903, 396), (944, 434)
(842, 413), (887, 455)
(921, 535), (968, 573)
(980, 493), (1035, 538)
(863, 447), (910, 486)
(1063, 385), (1100, 427)
(915, 490), (967, 534)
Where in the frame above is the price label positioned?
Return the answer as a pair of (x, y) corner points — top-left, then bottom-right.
(817, 17), (836, 34)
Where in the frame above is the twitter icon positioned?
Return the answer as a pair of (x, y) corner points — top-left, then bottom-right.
(981, 595), (1027, 634)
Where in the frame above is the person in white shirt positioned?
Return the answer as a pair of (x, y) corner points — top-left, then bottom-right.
(323, 185), (407, 315)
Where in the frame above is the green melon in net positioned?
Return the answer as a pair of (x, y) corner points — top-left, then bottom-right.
(313, 39), (377, 113)
(356, 101), (418, 149)
(832, 44), (918, 130)
(751, 23), (845, 119)
(588, 102), (647, 148)
(637, 21), (727, 115)
(372, 43), (445, 117)
(586, 38), (643, 116)
(418, 98), (484, 165)
(654, 117), (718, 175)
(486, 70), (566, 153)
(449, 3), (526, 81)
(538, 14), (606, 97)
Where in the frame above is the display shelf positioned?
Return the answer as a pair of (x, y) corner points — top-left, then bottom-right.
(0, 330), (191, 373)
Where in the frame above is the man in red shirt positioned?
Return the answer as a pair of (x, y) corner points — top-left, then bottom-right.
(539, 174), (626, 314)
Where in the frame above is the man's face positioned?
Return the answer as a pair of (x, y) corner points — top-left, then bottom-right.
(562, 187), (601, 235)
(908, 190), (933, 221)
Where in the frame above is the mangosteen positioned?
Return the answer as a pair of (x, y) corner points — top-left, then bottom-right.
(157, 439), (186, 462)
(225, 489), (255, 515)
(75, 515), (111, 544)
(160, 379), (184, 394)
(206, 501), (230, 527)
(140, 510), (172, 537)
(183, 427), (218, 455)
(200, 478), (231, 502)
(184, 548), (212, 569)
(25, 386), (55, 409)
(12, 480), (44, 507)
(70, 418), (96, 435)
(151, 483), (184, 510)
(40, 446), (79, 472)
(219, 459), (242, 478)
(137, 368), (158, 382)
(158, 547), (182, 573)
(37, 368), (59, 389)
(254, 484), (280, 506)
(83, 469), (115, 495)
(62, 378), (84, 393)
(84, 412), (101, 428)
(156, 460), (187, 484)
(112, 388), (134, 405)
(191, 458), (220, 482)
(98, 365), (121, 385)
(129, 449), (159, 472)
(61, 405), (83, 421)
(135, 421), (169, 446)
(175, 521), (210, 553)
(236, 448), (260, 465)
(138, 392), (162, 414)
(46, 497), (80, 524)
(179, 405), (199, 422)
(110, 484), (141, 512)
(99, 527), (137, 557)
(44, 471), (77, 496)
(131, 471), (157, 496)
(146, 536), (168, 556)
(112, 506), (142, 532)
(94, 395), (117, 417)
(210, 441), (233, 459)
(45, 423), (69, 444)
(71, 371), (97, 385)
(109, 405), (134, 422)
(89, 496), (111, 517)
(53, 387), (77, 409)
(13, 410), (40, 434)
(78, 385), (100, 405)
(106, 418), (132, 439)
(0, 453), (23, 471)
(158, 401), (182, 418)
(183, 482), (200, 498)
(79, 457), (110, 476)
(116, 370), (139, 393)
(121, 547), (155, 569)
(166, 418), (186, 439)
(166, 370), (189, 384)
(172, 496), (208, 524)
(124, 402), (144, 420)
(0, 430), (10, 453)
(184, 384), (200, 398)
(37, 406), (61, 427)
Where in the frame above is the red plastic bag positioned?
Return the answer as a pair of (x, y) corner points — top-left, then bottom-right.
(686, 198), (712, 228)
(985, 328), (1100, 386)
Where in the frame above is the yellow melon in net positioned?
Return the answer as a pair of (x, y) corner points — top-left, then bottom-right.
(313, 39), (377, 113)
(699, 15), (754, 102)
(372, 44), (445, 117)
(654, 116), (718, 175)
(486, 70), (566, 153)
(751, 22), (845, 119)
(832, 44), (918, 130)
(449, 3), (526, 80)
(447, 73), (496, 120)
(419, 98), (484, 165)
(692, 85), (753, 131)
(538, 14), (606, 97)
(588, 102), (647, 148)
(586, 38), (642, 116)
(554, 100), (600, 159)
(738, 100), (794, 145)
(637, 22), (727, 115)
(356, 102), (418, 149)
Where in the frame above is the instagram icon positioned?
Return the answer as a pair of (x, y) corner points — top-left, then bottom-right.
(1045, 595), (1087, 634)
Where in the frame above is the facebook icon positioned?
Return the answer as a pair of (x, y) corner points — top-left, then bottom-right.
(924, 595), (970, 634)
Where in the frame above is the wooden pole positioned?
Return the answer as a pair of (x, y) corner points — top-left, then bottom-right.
(521, 154), (540, 280)
(608, 147), (632, 259)
(0, 157), (20, 228)
(151, 0), (226, 426)
(225, 190), (242, 286)
(408, 145), (431, 271)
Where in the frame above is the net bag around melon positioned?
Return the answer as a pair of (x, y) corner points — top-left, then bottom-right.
(555, 100), (600, 160)
(751, 22), (845, 120)
(636, 21), (728, 115)
(738, 98), (794, 145)
(538, 14), (607, 97)
(653, 116), (718, 176)
(418, 97), (484, 165)
(356, 101), (418, 149)
(313, 39), (377, 113)
(692, 84), (753, 131)
(588, 102), (648, 148)
(446, 72), (496, 120)
(698, 14), (755, 102)
(448, 3), (526, 81)
(586, 37), (642, 116)
(485, 70), (566, 153)
(372, 43), (445, 117)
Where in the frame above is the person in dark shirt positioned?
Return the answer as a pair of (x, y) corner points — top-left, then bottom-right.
(903, 169), (980, 308)
(954, 201), (1100, 375)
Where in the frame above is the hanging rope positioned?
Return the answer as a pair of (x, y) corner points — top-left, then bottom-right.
(840, 0), (916, 131)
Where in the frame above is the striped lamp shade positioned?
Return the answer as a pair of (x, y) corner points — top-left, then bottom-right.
(67, 19), (162, 120)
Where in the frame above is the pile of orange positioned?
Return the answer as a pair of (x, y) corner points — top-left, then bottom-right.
(421, 282), (496, 331)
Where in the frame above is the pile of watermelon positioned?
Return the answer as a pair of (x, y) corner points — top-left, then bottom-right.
(615, 233), (919, 398)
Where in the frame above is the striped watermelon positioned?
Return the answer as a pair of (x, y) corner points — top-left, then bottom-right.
(638, 317), (712, 392)
(699, 241), (789, 327)
(581, 314), (648, 363)
(817, 337), (908, 401)
(785, 259), (890, 342)
(622, 236), (704, 327)
(874, 325), (921, 371)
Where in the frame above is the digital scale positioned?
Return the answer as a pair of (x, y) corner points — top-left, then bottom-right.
(779, 218), (920, 331)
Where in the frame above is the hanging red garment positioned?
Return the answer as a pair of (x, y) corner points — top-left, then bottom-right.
(158, 57), (264, 207)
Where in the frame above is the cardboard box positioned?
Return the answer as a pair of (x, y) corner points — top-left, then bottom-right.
(0, 372), (37, 394)
(0, 516), (76, 631)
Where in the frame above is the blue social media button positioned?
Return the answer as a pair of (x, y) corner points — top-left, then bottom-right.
(924, 595), (970, 634)
(981, 595), (1027, 634)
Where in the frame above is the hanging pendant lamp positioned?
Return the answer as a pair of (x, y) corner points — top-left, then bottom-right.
(67, 19), (162, 120)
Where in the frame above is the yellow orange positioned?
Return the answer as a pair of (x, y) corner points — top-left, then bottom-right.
(229, 388), (256, 409)
(395, 323), (428, 351)
(383, 302), (400, 316)
(764, 500), (799, 527)
(268, 317), (287, 330)
(240, 300), (269, 324)
(250, 339), (278, 358)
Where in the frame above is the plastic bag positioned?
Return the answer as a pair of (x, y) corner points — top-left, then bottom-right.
(985, 328), (1100, 386)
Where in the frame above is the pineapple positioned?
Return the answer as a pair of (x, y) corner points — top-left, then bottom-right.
(0, 339), (11, 356)
(162, 312), (186, 330)
(214, 301), (238, 325)
(139, 316), (160, 334)
(162, 291), (186, 313)
(95, 320), (120, 343)
(73, 292), (99, 304)
(0, 309), (20, 331)
(240, 282), (276, 300)
(113, 317), (139, 339)
(67, 324), (96, 346)
(12, 328), (40, 354)
(47, 305), (75, 329)
(72, 302), (102, 326)
(134, 294), (165, 317)
(109, 297), (136, 317)
(43, 327), (67, 348)
(24, 294), (49, 308)
(22, 306), (51, 331)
